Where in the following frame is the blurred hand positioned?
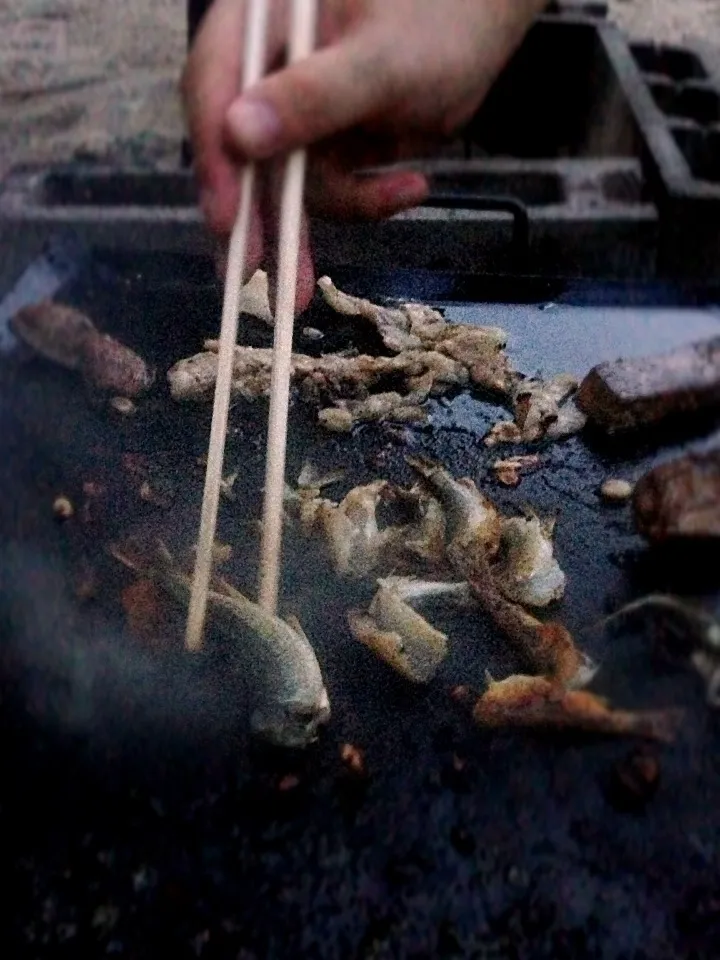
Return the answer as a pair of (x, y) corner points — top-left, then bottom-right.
(182, 0), (545, 312)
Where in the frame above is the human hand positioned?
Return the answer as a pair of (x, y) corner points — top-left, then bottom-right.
(182, 0), (546, 312)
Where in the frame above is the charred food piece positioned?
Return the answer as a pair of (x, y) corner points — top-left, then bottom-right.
(633, 449), (720, 541)
(473, 675), (682, 742)
(80, 333), (155, 397)
(10, 300), (96, 369)
(576, 335), (720, 433)
(10, 299), (154, 398)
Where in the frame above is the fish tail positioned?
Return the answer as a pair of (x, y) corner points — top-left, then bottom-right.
(622, 707), (684, 743)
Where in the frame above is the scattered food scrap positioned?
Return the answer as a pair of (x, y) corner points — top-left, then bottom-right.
(484, 422), (523, 447)
(170, 277), (584, 439)
(239, 269), (273, 325)
(473, 675), (682, 742)
(52, 495), (74, 521)
(277, 774), (301, 792)
(340, 743), (366, 778)
(109, 396), (136, 416)
(633, 449), (720, 541)
(492, 455), (540, 487)
(600, 478), (634, 503)
(607, 750), (661, 811)
(492, 513), (566, 608)
(348, 577), (450, 683)
(11, 300), (154, 398)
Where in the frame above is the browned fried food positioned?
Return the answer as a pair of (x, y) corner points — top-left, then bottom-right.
(492, 455), (541, 487)
(80, 333), (155, 398)
(473, 675), (682, 742)
(466, 562), (590, 687)
(121, 578), (174, 649)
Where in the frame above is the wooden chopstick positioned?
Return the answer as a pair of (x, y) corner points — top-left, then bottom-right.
(257, 0), (318, 613)
(185, 0), (271, 652)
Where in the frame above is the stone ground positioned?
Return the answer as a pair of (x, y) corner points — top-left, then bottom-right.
(1, 1), (719, 176)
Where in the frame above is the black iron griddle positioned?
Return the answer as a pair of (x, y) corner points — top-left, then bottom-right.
(1, 240), (720, 960)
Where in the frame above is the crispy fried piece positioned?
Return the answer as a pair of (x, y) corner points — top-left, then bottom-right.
(318, 391), (428, 432)
(492, 455), (541, 487)
(473, 675), (682, 742)
(492, 514), (566, 607)
(390, 486), (450, 574)
(466, 559), (591, 687)
(314, 481), (403, 579)
(512, 374), (586, 442)
(317, 277), (514, 395)
(238, 269), (273, 324)
(484, 421), (524, 447)
(317, 275), (446, 351)
(347, 578), (449, 683)
(407, 456), (502, 573)
(168, 344), (467, 407)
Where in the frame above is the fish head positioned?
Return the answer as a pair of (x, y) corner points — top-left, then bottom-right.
(251, 688), (331, 749)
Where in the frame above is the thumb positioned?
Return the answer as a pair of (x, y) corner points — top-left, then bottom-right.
(224, 31), (396, 160)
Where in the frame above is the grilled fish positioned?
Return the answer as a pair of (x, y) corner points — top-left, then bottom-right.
(492, 514), (566, 608)
(473, 674), (682, 742)
(406, 456), (502, 572)
(347, 577), (454, 683)
(111, 542), (330, 748)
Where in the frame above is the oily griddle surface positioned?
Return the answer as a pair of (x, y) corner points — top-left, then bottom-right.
(1, 250), (720, 959)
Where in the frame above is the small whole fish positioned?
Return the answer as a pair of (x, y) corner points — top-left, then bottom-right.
(347, 577), (455, 683)
(111, 542), (330, 748)
(473, 674), (682, 742)
(314, 481), (402, 580)
(406, 456), (502, 571)
(492, 514), (566, 608)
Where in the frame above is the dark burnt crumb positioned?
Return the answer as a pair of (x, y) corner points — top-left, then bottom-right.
(340, 743), (367, 779)
(74, 561), (99, 603)
(676, 886), (720, 939)
(138, 478), (175, 509)
(605, 749), (661, 812)
(449, 825), (476, 857)
(121, 452), (151, 479)
(440, 753), (471, 794)
(277, 774), (301, 793)
(79, 480), (108, 524)
(449, 684), (475, 707)
(436, 919), (464, 956)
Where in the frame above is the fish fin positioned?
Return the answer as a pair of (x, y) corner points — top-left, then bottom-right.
(107, 540), (145, 573)
(284, 614), (310, 642)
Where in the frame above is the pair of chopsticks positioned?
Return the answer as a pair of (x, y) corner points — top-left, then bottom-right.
(185, 0), (318, 650)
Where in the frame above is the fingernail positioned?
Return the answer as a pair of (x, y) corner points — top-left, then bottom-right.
(226, 98), (282, 156)
(389, 174), (428, 208)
